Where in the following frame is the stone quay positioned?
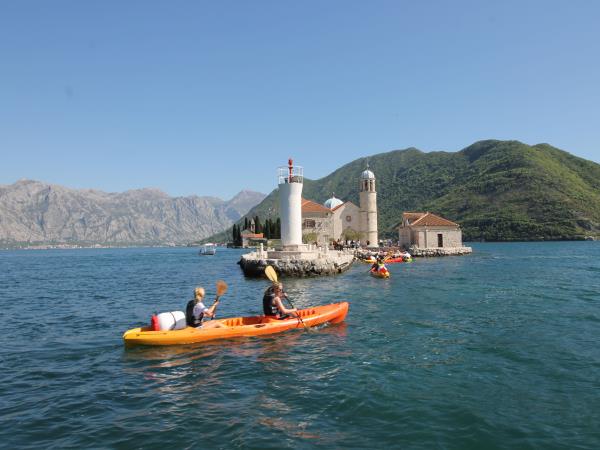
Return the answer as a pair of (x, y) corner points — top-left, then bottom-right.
(239, 244), (355, 277)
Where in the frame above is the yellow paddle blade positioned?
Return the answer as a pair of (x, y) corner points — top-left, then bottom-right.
(265, 265), (278, 283)
(216, 280), (228, 296)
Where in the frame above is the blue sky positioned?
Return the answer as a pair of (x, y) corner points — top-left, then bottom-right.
(1, 1), (599, 199)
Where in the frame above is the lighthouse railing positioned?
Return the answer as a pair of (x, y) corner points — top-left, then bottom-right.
(277, 166), (303, 185)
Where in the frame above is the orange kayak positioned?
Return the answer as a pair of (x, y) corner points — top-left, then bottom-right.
(123, 302), (349, 346)
(370, 268), (390, 278)
(384, 257), (412, 263)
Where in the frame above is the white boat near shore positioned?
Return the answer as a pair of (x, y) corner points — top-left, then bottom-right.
(199, 243), (217, 255)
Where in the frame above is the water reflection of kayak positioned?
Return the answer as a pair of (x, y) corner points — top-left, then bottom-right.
(123, 302), (349, 346)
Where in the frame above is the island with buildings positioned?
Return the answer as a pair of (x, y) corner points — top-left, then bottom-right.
(239, 159), (472, 278)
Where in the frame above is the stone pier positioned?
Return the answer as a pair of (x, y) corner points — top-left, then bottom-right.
(239, 244), (355, 277)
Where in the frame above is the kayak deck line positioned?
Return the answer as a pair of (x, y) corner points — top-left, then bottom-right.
(123, 302), (349, 346)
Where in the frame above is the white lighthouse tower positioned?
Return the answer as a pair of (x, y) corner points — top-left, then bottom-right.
(278, 158), (304, 249)
(359, 164), (378, 247)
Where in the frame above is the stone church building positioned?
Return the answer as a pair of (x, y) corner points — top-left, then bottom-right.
(301, 167), (379, 247)
(398, 211), (472, 255)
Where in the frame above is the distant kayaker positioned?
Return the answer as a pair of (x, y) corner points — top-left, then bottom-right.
(371, 254), (384, 271)
(186, 287), (226, 329)
(263, 282), (298, 319)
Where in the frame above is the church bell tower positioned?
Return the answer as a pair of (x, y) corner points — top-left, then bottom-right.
(359, 164), (378, 247)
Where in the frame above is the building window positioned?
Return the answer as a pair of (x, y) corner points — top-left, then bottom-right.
(303, 219), (316, 228)
(346, 215), (352, 222)
(437, 233), (443, 247)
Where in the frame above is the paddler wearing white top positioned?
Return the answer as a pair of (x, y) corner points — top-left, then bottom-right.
(185, 287), (226, 329)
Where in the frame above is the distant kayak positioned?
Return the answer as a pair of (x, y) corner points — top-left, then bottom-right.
(123, 302), (349, 346)
(384, 257), (413, 263)
(370, 268), (390, 279)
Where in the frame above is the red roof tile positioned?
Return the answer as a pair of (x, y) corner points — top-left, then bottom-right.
(301, 198), (331, 213)
(402, 212), (427, 222)
(241, 231), (264, 238)
(410, 212), (458, 227)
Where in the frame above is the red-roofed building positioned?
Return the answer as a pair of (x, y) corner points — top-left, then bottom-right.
(398, 212), (464, 249)
(301, 196), (362, 246)
(240, 229), (266, 248)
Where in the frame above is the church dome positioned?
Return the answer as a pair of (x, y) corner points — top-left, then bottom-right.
(324, 195), (344, 209)
(361, 169), (375, 180)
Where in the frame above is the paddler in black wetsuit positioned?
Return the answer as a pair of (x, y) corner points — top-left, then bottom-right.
(263, 282), (298, 319)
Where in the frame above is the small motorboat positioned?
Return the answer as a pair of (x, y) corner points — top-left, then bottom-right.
(199, 243), (217, 255)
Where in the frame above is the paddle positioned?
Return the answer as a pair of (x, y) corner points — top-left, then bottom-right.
(264, 266), (309, 331)
(209, 280), (228, 320)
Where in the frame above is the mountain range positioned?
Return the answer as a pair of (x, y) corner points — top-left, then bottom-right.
(207, 140), (600, 242)
(0, 180), (266, 247)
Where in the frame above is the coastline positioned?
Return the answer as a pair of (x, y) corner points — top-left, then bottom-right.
(2, 237), (597, 251)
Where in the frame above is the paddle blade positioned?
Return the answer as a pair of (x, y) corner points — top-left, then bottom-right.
(216, 280), (228, 296)
(265, 265), (278, 283)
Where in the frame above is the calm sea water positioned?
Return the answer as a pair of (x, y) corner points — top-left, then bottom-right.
(1, 243), (599, 449)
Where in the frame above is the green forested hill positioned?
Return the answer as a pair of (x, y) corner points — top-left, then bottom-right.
(208, 140), (600, 242)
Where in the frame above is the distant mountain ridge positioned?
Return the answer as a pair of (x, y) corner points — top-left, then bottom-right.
(206, 140), (600, 242)
(0, 180), (266, 247)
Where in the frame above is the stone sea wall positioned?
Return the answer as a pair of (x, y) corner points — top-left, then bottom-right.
(354, 245), (473, 259)
(239, 251), (354, 277)
(409, 246), (473, 256)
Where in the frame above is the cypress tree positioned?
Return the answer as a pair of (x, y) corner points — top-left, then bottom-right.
(244, 217), (249, 231)
(235, 224), (242, 246)
(270, 220), (276, 238)
(232, 224), (237, 243)
(254, 216), (262, 234)
(276, 218), (281, 239)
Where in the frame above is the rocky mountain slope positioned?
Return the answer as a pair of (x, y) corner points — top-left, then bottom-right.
(0, 180), (265, 246)
(208, 140), (600, 242)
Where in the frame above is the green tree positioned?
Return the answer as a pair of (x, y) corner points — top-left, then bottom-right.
(302, 232), (318, 244)
(254, 216), (262, 234)
(342, 227), (360, 241)
(238, 226), (243, 246)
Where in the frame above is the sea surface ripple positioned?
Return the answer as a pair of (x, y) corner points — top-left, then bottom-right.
(1, 242), (599, 449)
